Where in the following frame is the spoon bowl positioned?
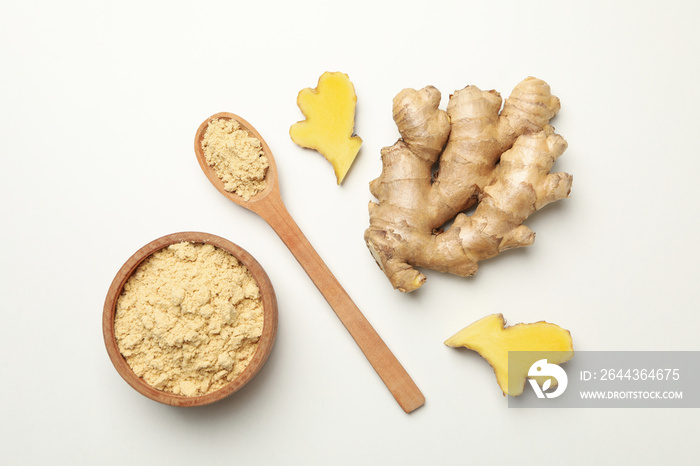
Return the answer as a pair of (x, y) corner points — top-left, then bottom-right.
(194, 112), (280, 212)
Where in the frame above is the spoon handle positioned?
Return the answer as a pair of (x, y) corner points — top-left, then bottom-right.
(256, 194), (425, 413)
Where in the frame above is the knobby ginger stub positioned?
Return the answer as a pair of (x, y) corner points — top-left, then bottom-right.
(114, 242), (264, 397)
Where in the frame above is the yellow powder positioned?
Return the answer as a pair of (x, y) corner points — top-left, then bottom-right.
(201, 118), (269, 201)
(114, 242), (264, 397)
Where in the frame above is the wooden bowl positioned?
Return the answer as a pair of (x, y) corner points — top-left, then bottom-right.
(103, 231), (278, 407)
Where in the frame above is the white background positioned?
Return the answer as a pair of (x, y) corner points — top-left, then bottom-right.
(1, 0), (699, 464)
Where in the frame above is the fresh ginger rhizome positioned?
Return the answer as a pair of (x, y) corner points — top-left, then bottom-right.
(365, 77), (571, 292)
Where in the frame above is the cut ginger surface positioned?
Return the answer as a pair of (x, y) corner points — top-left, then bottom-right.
(445, 314), (573, 396)
(290, 71), (362, 184)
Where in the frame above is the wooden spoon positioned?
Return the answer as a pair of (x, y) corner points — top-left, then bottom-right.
(194, 112), (424, 413)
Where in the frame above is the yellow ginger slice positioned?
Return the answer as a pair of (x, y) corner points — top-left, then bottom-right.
(445, 313), (573, 396)
(290, 71), (363, 184)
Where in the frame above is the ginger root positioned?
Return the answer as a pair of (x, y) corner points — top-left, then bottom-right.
(445, 314), (573, 396)
(365, 77), (571, 292)
(290, 71), (362, 184)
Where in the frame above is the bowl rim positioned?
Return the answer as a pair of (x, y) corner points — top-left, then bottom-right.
(102, 231), (278, 407)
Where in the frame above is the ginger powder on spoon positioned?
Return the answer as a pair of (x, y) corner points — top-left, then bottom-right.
(201, 118), (269, 200)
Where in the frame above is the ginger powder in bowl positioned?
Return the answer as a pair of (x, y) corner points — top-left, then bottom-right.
(103, 232), (277, 407)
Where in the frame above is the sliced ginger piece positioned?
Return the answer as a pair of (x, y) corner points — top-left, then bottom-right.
(290, 71), (362, 184)
(445, 313), (573, 396)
